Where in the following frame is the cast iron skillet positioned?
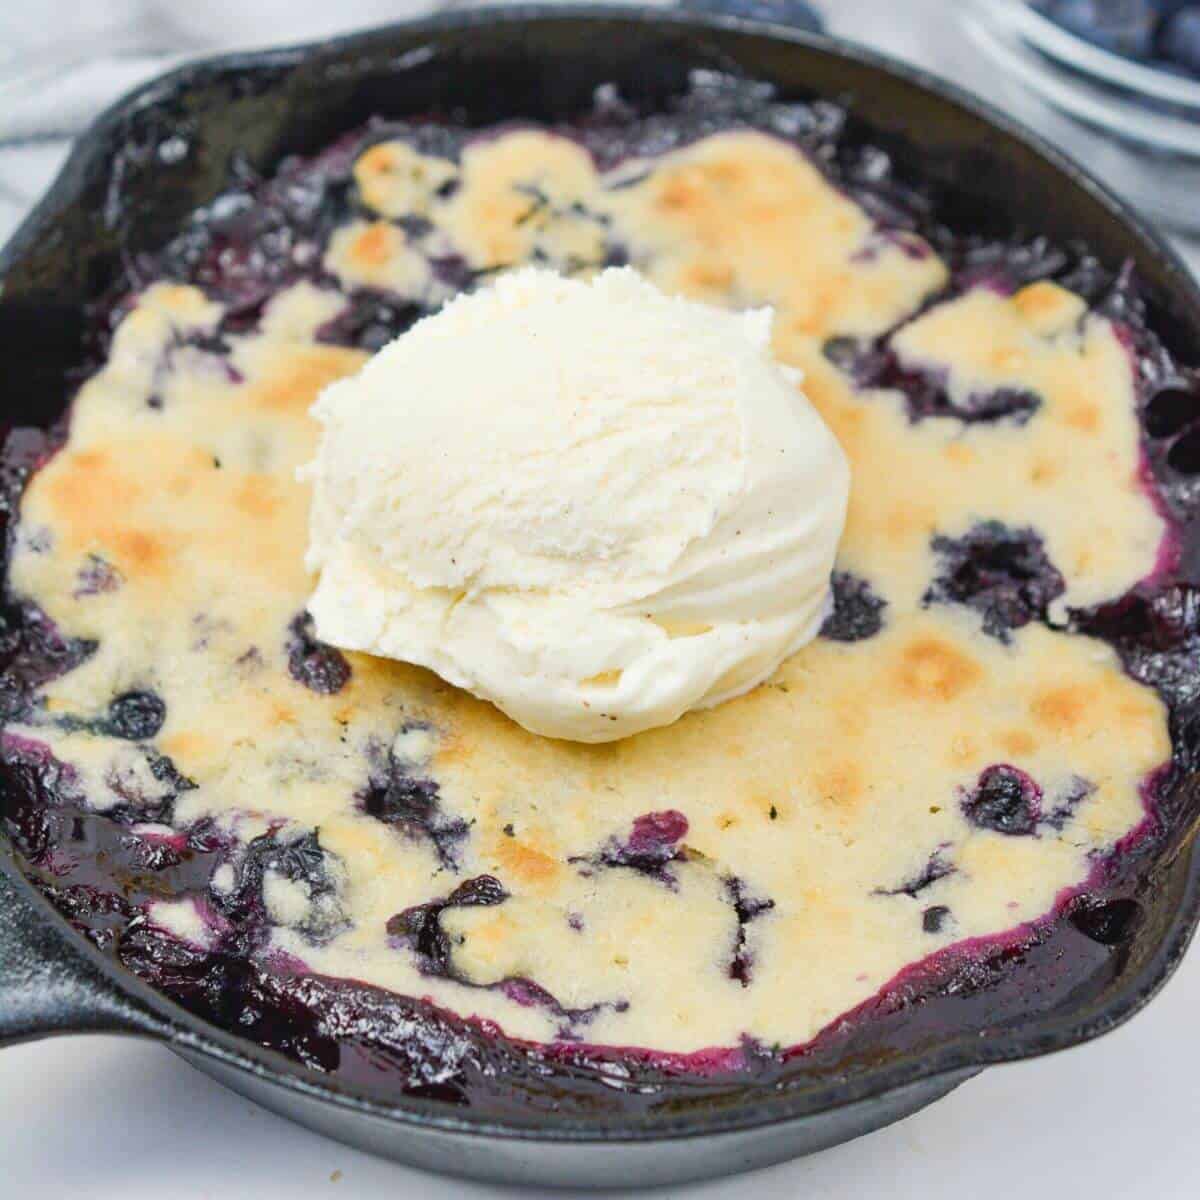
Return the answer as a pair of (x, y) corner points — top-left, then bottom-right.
(1, 7), (1199, 1189)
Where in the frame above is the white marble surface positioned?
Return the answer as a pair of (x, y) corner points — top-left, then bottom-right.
(1, 2), (1198, 1196)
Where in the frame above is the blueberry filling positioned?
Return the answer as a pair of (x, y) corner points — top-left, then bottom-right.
(100, 747), (195, 825)
(874, 847), (956, 897)
(922, 905), (952, 934)
(388, 877), (615, 1037)
(101, 690), (166, 741)
(387, 874), (510, 976)
(0, 602), (95, 722)
(146, 329), (243, 409)
(960, 768), (1094, 844)
(315, 291), (423, 353)
(360, 754), (469, 871)
(73, 554), (123, 598)
(820, 571), (887, 642)
(925, 522), (1066, 641)
(948, 235), (1073, 294)
(1067, 895), (1142, 946)
(1075, 585), (1200, 713)
(822, 337), (1042, 427)
(962, 765), (1042, 836)
(1143, 384), (1199, 440)
(725, 876), (775, 987)
(571, 810), (690, 886)
(213, 828), (348, 947)
(285, 612), (351, 695)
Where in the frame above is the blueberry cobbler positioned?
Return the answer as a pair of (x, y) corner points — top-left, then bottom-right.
(2, 75), (1198, 1114)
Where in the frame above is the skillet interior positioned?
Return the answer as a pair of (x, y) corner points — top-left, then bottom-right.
(1, 6), (1199, 1143)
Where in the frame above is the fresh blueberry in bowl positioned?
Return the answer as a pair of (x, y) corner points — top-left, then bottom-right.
(1037, 0), (1200, 76)
(1039, 0), (1157, 57)
(1158, 7), (1200, 73)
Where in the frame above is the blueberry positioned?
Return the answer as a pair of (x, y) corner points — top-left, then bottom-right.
(1041, 0), (1156, 58)
(874, 848), (956, 897)
(922, 904), (952, 934)
(387, 875), (508, 976)
(678, 0), (823, 32)
(1068, 896), (1141, 944)
(962, 765), (1042, 836)
(572, 811), (690, 885)
(820, 571), (887, 642)
(286, 612), (351, 695)
(104, 690), (166, 740)
(831, 339), (1041, 426)
(1158, 8), (1200, 74)
(925, 522), (1065, 642)
(724, 876), (775, 987)
(360, 761), (469, 870)
(1144, 385), (1199, 438)
(216, 829), (348, 944)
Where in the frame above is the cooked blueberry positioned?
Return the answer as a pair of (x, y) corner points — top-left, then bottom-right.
(1144, 385), (1198, 438)
(956, 388), (1042, 424)
(360, 759), (469, 870)
(286, 612), (351, 695)
(126, 833), (184, 871)
(0, 746), (71, 861)
(215, 829), (347, 944)
(387, 875), (508, 975)
(103, 690), (166, 740)
(952, 236), (1071, 292)
(725, 876), (775, 986)
(922, 905), (952, 934)
(315, 291), (423, 352)
(963, 765), (1042, 836)
(821, 571), (887, 642)
(1074, 586), (1200, 711)
(1042, 778), (1096, 831)
(573, 811), (689, 885)
(925, 522), (1065, 641)
(0, 602), (95, 721)
(1167, 426), (1200, 475)
(875, 848), (956, 898)
(73, 554), (123, 598)
(1158, 8), (1200, 73)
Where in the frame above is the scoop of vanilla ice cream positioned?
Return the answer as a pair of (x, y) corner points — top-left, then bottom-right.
(302, 267), (849, 742)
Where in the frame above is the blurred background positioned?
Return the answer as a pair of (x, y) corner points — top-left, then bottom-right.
(2, 0), (1199, 264)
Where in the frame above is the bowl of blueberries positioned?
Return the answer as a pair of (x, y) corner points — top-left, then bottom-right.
(965, 0), (1200, 232)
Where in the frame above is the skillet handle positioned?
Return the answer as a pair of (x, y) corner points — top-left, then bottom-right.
(0, 860), (167, 1047)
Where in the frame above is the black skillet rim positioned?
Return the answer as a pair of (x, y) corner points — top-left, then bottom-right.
(1, 3), (1198, 1143)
